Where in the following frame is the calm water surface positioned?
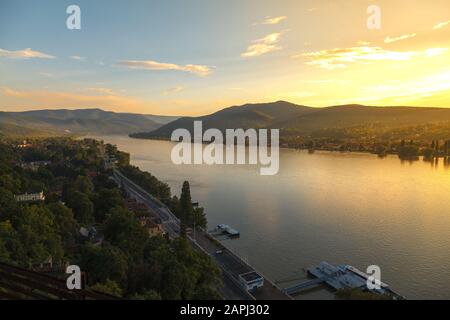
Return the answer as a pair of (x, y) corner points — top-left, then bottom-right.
(93, 135), (450, 299)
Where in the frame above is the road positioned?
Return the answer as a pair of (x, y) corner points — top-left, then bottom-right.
(113, 169), (290, 300)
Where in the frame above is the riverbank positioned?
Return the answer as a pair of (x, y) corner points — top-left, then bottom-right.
(92, 135), (450, 299)
(128, 134), (450, 163)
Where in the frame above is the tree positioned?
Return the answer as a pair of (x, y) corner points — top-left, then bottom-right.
(130, 289), (161, 300)
(103, 207), (148, 263)
(69, 191), (94, 225)
(12, 205), (64, 266)
(47, 202), (77, 246)
(93, 188), (125, 222)
(0, 221), (18, 263)
(398, 145), (419, 160)
(77, 243), (128, 286)
(74, 175), (94, 195)
(423, 148), (435, 161)
(179, 181), (194, 236)
(90, 279), (123, 297)
(0, 187), (18, 220)
(193, 207), (207, 230)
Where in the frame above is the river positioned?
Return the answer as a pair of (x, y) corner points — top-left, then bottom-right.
(92, 135), (450, 299)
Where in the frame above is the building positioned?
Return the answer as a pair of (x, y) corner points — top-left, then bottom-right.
(103, 155), (117, 170)
(20, 161), (51, 171)
(17, 140), (32, 148)
(139, 216), (164, 237)
(238, 271), (264, 293)
(15, 191), (45, 202)
(79, 226), (104, 246)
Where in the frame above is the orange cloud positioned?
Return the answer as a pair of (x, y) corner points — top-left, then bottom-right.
(384, 33), (416, 44)
(0, 48), (55, 59)
(433, 20), (450, 30)
(255, 16), (287, 25)
(117, 59), (212, 76)
(297, 46), (419, 69)
(241, 32), (283, 57)
(69, 55), (86, 61)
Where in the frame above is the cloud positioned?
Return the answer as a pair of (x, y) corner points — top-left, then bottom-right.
(425, 48), (449, 57)
(0, 48), (55, 59)
(38, 72), (55, 78)
(361, 70), (450, 105)
(162, 85), (185, 96)
(69, 55), (86, 61)
(117, 59), (212, 76)
(241, 32), (283, 57)
(384, 33), (416, 44)
(85, 87), (116, 95)
(433, 20), (450, 30)
(255, 16), (287, 25)
(296, 46), (417, 69)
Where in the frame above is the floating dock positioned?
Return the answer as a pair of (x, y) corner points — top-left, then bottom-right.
(214, 224), (240, 237)
(283, 261), (404, 299)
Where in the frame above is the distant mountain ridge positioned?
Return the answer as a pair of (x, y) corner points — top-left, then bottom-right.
(131, 101), (450, 140)
(131, 101), (315, 138)
(0, 108), (179, 136)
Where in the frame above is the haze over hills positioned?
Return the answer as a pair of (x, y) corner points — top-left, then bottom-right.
(130, 101), (450, 141)
(0, 108), (179, 137)
(2, 102), (450, 141)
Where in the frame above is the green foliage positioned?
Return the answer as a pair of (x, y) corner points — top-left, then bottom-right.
(74, 175), (94, 195)
(77, 243), (128, 286)
(0, 187), (18, 219)
(93, 188), (125, 222)
(0, 138), (221, 300)
(67, 191), (94, 225)
(398, 145), (419, 160)
(90, 279), (123, 297)
(120, 165), (171, 200)
(47, 202), (77, 246)
(103, 207), (148, 263)
(130, 289), (161, 300)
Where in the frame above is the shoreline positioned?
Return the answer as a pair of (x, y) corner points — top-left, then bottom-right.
(127, 134), (450, 163)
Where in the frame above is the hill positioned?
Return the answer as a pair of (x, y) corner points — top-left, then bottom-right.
(131, 101), (314, 138)
(131, 102), (450, 141)
(0, 108), (178, 136)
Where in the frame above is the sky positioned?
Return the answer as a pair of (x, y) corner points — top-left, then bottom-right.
(0, 0), (450, 116)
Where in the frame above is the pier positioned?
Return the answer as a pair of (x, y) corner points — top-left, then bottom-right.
(283, 261), (404, 299)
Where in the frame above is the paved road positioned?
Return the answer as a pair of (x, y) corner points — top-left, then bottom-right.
(113, 169), (290, 300)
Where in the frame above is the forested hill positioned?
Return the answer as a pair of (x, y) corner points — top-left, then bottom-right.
(131, 101), (450, 141)
(0, 108), (178, 137)
(0, 137), (220, 299)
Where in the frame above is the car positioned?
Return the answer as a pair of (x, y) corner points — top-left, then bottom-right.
(215, 250), (223, 254)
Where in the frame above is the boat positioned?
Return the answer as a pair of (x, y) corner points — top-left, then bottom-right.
(216, 224), (240, 237)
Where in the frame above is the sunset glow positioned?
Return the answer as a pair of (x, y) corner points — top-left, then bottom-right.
(1, 0), (449, 115)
